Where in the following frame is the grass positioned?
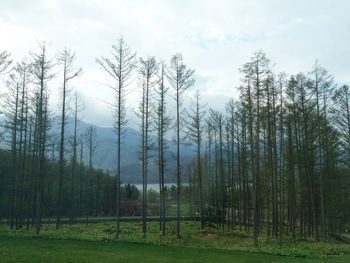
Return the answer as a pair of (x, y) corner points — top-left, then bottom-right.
(1, 221), (350, 262)
(1, 235), (349, 263)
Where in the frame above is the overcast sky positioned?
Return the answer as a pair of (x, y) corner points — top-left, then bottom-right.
(1, 0), (349, 128)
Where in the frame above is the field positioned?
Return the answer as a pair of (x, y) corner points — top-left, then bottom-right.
(1, 221), (350, 262)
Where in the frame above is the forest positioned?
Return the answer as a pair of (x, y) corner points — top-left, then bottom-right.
(0, 37), (350, 261)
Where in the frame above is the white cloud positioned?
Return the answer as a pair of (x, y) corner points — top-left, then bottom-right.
(0, 0), (349, 127)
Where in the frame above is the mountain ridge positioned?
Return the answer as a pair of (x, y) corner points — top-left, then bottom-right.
(62, 118), (194, 184)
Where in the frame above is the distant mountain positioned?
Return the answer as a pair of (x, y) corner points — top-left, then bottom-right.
(62, 119), (194, 184)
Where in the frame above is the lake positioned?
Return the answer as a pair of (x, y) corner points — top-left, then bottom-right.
(123, 183), (188, 192)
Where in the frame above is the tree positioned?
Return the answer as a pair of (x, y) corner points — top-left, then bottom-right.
(166, 53), (195, 238)
(186, 89), (206, 229)
(209, 109), (225, 230)
(13, 61), (31, 230)
(96, 36), (136, 238)
(3, 70), (21, 230)
(69, 92), (84, 225)
(0, 51), (12, 74)
(225, 99), (238, 230)
(154, 62), (171, 235)
(56, 49), (82, 230)
(77, 134), (85, 218)
(332, 85), (350, 230)
(85, 125), (98, 223)
(240, 50), (270, 246)
(0, 50), (12, 145)
(31, 42), (55, 234)
(293, 73), (319, 241)
(310, 62), (333, 240)
(137, 56), (158, 236)
(277, 73), (286, 247)
(333, 85), (350, 165)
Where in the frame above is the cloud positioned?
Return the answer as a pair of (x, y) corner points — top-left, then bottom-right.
(0, 0), (349, 127)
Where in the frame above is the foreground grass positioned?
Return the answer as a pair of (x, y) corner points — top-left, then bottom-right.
(1, 221), (350, 260)
(1, 235), (349, 263)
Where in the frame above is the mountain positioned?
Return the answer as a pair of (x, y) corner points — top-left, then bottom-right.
(62, 119), (194, 184)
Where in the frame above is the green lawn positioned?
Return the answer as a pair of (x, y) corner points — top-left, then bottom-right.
(0, 235), (347, 263)
(1, 221), (350, 262)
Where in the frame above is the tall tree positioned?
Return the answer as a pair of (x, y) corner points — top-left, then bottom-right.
(96, 37), (136, 238)
(69, 92), (84, 225)
(225, 99), (237, 230)
(294, 73), (319, 241)
(56, 49), (82, 230)
(14, 61), (31, 230)
(3, 71), (20, 230)
(153, 62), (171, 235)
(332, 85), (350, 230)
(137, 56), (158, 236)
(85, 126), (98, 222)
(333, 85), (350, 165)
(277, 73), (286, 247)
(31, 42), (55, 234)
(240, 50), (270, 246)
(186, 89), (206, 229)
(310, 62), (333, 240)
(166, 53), (195, 238)
(209, 109), (225, 230)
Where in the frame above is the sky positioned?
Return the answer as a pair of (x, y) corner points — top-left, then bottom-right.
(0, 0), (349, 128)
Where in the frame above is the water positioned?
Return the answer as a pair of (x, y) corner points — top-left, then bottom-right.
(123, 183), (188, 192)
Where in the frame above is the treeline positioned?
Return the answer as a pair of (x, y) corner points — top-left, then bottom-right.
(0, 39), (349, 246)
(183, 53), (350, 246)
(0, 146), (143, 227)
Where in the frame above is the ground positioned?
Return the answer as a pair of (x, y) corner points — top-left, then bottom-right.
(1, 221), (350, 262)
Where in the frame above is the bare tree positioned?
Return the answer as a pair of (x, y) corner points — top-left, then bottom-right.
(0, 51), (12, 74)
(96, 36), (136, 238)
(185, 89), (206, 229)
(137, 56), (158, 236)
(166, 53), (195, 238)
(310, 62), (333, 240)
(69, 92), (84, 225)
(240, 50), (270, 246)
(31, 42), (55, 234)
(85, 125), (98, 223)
(209, 109), (225, 230)
(0, 50), (12, 143)
(154, 62), (171, 235)
(225, 99), (238, 230)
(56, 48), (82, 230)
(3, 73), (20, 230)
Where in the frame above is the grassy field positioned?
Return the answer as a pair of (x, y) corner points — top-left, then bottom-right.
(1, 221), (350, 262)
(1, 235), (349, 263)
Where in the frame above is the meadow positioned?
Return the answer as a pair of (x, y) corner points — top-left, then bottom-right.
(1, 221), (350, 262)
